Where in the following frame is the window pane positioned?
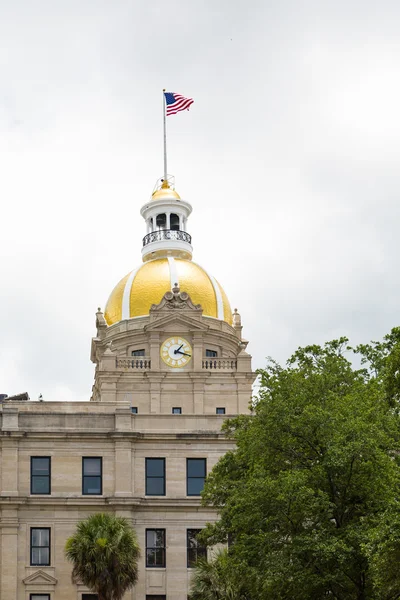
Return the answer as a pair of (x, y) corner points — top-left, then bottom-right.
(32, 476), (50, 494)
(146, 548), (153, 566)
(187, 530), (200, 548)
(172, 407), (181, 414)
(83, 458), (101, 475)
(146, 530), (157, 547)
(31, 547), (49, 566)
(155, 548), (165, 566)
(32, 528), (49, 547)
(188, 478), (205, 495)
(83, 477), (101, 494)
(82, 595), (99, 600)
(146, 459), (164, 477)
(187, 459), (206, 477)
(32, 457), (50, 475)
(146, 478), (164, 495)
(132, 349), (145, 356)
(31, 596), (50, 600)
(156, 530), (165, 546)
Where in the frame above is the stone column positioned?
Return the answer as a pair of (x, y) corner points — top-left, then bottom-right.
(166, 212), (171, 229)
(148, 375), (165, 413)
(149, 332), (160, 371)
(190, 375), (206, 414)
(0, 506), (19, 599)
(192, 333), (203, 371)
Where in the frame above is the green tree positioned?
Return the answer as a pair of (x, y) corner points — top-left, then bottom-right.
(189, 549), (250, 600)
(201, 335), (400, 600)
(65, 513), (140, 600)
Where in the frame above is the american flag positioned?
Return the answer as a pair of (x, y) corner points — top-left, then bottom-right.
(164, 92), (194, 116)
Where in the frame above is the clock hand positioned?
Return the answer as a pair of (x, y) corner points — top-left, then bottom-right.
(174, 344), (184, 355)
(176, 351), (191, 357)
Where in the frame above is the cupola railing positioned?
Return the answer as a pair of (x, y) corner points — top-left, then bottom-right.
(142, 229), (192, 247)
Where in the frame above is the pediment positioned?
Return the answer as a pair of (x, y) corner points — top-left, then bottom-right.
(23, 570), (58, 585)
(145, 312), (209, 333)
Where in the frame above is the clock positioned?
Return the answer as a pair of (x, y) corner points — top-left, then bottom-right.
(161, 336), (193, 368)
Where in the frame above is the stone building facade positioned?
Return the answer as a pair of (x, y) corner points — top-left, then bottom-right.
(0, 177), (254, 600)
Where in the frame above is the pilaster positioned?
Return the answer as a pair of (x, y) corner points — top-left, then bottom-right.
(0, 506), (19, 600)
(1, 439), (19, 496)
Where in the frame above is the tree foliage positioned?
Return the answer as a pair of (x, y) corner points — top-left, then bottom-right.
(189, 549), (249, 600)
(65, 512), (140, 600)
(200, 330), (400, 600)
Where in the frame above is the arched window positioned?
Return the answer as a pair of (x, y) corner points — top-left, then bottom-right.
(170, 213), (180, 231)
(156, 213), (166, 230)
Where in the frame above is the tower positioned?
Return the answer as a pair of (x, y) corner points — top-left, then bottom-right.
(0, 175), (255, 600)
(88, 175), (255, 598)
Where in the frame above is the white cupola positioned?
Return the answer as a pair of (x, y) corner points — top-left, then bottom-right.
(140, 176), (193, 262)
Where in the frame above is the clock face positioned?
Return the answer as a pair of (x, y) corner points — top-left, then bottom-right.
(161, 336), (193, 368)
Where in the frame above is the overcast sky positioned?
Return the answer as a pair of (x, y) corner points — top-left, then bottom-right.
(1, 0), (399, 401)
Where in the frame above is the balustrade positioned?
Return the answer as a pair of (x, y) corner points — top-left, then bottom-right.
(202, 359), (237, 370)
(142, 229), (192, 247)
(116, 358), (151, 370)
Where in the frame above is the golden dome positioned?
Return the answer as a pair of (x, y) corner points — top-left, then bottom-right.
(151, 180), (181, 201)
(105, 258), (232, 326)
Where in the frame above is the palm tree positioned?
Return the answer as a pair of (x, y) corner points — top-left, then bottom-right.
(189, 549), (248, 600)
(65, 512), (140, 600)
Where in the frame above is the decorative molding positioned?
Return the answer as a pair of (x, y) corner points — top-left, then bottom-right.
(151, 284), (202, 312)
(23, 570), (58, 586)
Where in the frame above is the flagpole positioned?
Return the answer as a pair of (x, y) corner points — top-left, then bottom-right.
(163, 89), (167, 182)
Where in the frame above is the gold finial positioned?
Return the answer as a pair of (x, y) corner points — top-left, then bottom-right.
(161, 179), (170, 189)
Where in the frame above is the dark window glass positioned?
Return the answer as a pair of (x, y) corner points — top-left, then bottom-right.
(146, 596), (166, 600)
(170, 213), (180, 230)
(172, 407), (182, 414)
(82, 457), (102, 495)
(206, 349), (218, 357)
(30, 528), (50, 566)
(31, 457), (51, 495)
(187, 459), (206, 496)
(146, 529), (166, 568)
(146, 458), (165, 496)
(187, 529), (207, 567)
(132, 349), (145, 356)
(131, 406), (138, 414)
(82, 596), (99, 600)
(156, 213), (166, 229)
(216, 407), (226, 415)
(30, 595), (50, 600)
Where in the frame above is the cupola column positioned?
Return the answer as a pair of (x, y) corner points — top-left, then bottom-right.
(166, 212), (171, 229)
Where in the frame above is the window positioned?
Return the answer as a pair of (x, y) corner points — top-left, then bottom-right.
(146, 458), (165, 496)
(172, 407), (182, 414)
(31, 457), (51, 494)
(82, 595), (99, 600)
(206, 349), (218, 357)
(82, 457), (102, 495)
(187, 529), (207, 567)
(146, 529), (166, 568)
(131, 406), (138, 414)
(187, 459), (206, 496)
(156, 213), (166, 229)
(170, 213), (180, 230)
(216, 407), (226, 415)
(30, 528), (50, 566)
(30, 596), (50, 600)
(132, 349), (145, 356)
(146, 596), (166, 600)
